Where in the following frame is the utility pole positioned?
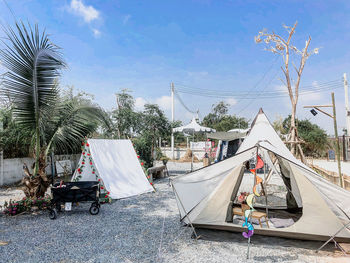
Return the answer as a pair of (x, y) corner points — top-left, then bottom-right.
(344, 73), (350, 135)
(304, 92), (344, 188)
(343, 73), (350, 161)
(171, 83), (175, 160)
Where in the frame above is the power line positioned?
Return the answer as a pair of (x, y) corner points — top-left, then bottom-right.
(235, 70), (280, 114)
(174, 80), (343, 99)
(174, 90), (197, 114)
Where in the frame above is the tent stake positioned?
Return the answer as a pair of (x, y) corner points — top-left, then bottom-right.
(171, 183), (200, 240)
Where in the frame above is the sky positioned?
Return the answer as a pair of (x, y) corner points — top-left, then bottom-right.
(1, 0), (350, 134)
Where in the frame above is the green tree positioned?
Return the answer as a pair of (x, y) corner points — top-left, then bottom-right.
(202, 101), (248, 131)
(0, 107), (32, 158)
(282, 116), (328, 157)
(113, 89), (141, 138)
(142, 104), (170, 153)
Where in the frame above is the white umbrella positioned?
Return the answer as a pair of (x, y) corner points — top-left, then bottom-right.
(173, 117), (216, 133)
(173, 117), (215, 171)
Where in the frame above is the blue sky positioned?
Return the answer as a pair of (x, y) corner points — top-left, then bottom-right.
(1, 0), (350, 134)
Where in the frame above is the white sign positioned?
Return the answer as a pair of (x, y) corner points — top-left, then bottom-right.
(190, 141), (211, 150)
(65, 202), (72, 211)
(56, 160), (72, 177)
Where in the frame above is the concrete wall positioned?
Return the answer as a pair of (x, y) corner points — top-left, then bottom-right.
(161, 147), (206, 160)
(0, 154), (80, 186)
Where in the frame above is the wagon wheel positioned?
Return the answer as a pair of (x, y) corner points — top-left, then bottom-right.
(89, 203), (99, 215)
(49, 208), (57, 220)
(55, 202), (62, 212)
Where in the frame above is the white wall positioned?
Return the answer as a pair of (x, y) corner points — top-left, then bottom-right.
(161, 147), (206, 160)
(0, 154), (80, 186)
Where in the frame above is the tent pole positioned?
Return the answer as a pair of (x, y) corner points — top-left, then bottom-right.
(263, 152), (269, 218)
(316, 221), (350, 255)
(171, 183), (200, 240)
(191, 130), (194, 172)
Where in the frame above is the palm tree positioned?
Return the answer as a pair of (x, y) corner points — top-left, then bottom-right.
(0, 22), (109, 198)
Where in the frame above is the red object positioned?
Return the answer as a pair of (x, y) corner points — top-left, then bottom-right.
(98, 179), (101, 181)
(105, 195), (108, 198)
(256, 155), (264, 169)
(107, 191), (110, 194)
(137, 155), (140, 158)
(82, 162), (85, 165)
(92, 171), (95, 174)
(82, 142), (84, 146)
(78, 168), (81, 172)
(101, 186), (104, 189)
(250, 169), (256, 175)
(150, 182), (153, 185)
(141, 162), (144, 166)
(87, 153), (91, 156)
(86, 143), (89, 147)
(82, 152), (85, 155)
(90, 162), (92, 165)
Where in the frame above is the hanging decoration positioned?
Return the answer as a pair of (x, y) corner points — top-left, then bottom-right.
(74, 139), (110, 200)
(242, 155), (264, 239)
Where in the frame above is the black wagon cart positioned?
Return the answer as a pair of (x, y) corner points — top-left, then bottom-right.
(48, 181), (100, 219)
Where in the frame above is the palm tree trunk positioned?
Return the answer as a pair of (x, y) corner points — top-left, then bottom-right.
(34, 122), (40, 175)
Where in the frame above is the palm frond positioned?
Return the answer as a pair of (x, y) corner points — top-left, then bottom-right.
(46, 101), (108, 155)
(0, 21), (65, 129)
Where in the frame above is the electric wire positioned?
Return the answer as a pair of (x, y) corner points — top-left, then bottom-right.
(174, 80), (343, 98)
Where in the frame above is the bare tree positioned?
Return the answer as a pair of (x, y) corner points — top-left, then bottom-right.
(255, 21), (319, 161)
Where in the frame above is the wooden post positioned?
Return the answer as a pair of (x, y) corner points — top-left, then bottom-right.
(332, 92), (344, 188)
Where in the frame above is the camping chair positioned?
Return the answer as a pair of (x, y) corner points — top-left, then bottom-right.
(233, 204), (270, 228)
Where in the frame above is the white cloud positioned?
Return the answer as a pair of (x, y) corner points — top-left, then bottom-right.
(299, 92), (323, 103)
(225, 98), (237, 106)
(155, 96), (172, 111)
(135, 97), (147, 111)
(123, 14), (131, 25)
(92, 28), (101, 38)
(69, 0), (100, 23)
(134, 96), (172, 111)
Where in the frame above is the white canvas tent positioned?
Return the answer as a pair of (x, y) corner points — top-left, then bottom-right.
(172, 109), (350, 242)
(72, 139), (154, 199)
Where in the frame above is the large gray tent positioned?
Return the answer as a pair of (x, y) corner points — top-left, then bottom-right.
(172, 109), (350, 242)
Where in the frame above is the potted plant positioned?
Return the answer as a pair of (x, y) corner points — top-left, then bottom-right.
(160, 156), (170, 165)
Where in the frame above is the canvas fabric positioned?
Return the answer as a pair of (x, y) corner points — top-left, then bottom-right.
(72, 139), (153, 199)
(172, 110), (350, 241)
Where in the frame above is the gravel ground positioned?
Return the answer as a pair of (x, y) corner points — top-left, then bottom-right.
(0, 164), (348, 263)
